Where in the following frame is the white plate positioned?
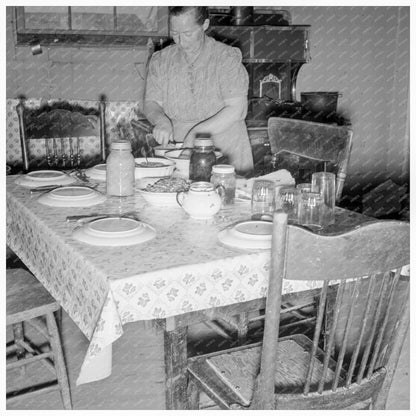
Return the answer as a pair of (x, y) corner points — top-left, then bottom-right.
(15, 172), (77, 188)
(27, 170), (66, 181)
(218, 220), (272, 250)
(72, 217), (156, 246)
(85, 164), (107, 181)
(37, 186), (106, 207)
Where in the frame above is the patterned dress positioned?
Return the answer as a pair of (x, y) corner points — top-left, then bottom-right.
(145, 35), (254, 174)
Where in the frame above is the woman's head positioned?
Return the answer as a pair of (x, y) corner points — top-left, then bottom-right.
(169, 6), (210, 54)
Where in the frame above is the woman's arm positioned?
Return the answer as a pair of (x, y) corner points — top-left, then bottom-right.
(143, 100), (173, 145)
(183, 96), (247, 147)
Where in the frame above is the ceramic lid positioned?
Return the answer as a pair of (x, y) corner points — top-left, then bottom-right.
(190, 181), (214, 192)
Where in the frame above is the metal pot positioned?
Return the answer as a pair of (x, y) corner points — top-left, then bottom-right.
(300, 92), (342, 115)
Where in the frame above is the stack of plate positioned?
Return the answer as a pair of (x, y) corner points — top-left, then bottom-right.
(15, 170), (76, 188)
(72, 216), (156, 246)
(37, 186), (106, 207)
(218, 220), (273, 250)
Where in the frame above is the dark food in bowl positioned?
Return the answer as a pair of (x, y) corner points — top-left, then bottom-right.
(145, 177), (190, 193)
(135, 161), (167, 168)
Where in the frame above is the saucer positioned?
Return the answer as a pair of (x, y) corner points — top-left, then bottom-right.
(72, 217), (156, 246)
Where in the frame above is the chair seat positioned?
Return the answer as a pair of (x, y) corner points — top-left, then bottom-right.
(7, 269), (59, 325)
(188, 334), (343, 409)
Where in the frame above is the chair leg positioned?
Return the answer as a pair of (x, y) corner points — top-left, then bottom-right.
(12, 323), (26, 377)
(45, 312), (72, 410)
(236, 312), (249, 345)
(187, 376), (200, 410)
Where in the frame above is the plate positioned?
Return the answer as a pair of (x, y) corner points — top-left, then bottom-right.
(15, 171), (77, 188)
(37, 186), (106, 207)
(27, 170), (66, 181)
(85, 164), (107, 181)
(218, 221), (272, 250)
(72, 217), (156, 246)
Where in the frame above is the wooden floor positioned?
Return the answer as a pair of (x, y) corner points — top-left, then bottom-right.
(6, 310), (411, 410)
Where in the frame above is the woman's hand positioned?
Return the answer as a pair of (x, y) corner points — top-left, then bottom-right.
(152, 120), (173, 146)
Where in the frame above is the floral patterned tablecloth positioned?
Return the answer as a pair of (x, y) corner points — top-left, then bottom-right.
(6, 175), (371, 385)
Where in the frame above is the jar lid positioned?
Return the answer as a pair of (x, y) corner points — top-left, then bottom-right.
(212, 164), (235, 174)
(194, 138), (214, 148)
(110, 140), (132, 151)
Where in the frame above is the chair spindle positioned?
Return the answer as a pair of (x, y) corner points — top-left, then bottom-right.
(345, 274), (377, 387)
(304, 281), (329, 395)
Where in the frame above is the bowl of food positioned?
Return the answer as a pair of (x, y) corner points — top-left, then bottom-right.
(137, 177), (191, 207)
(134, 157), (175, 179)
(164, 149), (222, 179)
(153, 143), (180, 157)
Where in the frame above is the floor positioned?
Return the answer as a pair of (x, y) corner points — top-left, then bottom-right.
(6, 309), (410, 411)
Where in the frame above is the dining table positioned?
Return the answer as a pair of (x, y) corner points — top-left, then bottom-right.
(6, 173), (375, 409)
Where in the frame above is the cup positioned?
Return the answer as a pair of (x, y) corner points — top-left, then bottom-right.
(311, 172), (336, 225)
(275, 185), (299, 222)
(251, 179), (275, 220)
(298, 192), (325, 231)
(296, 183), (312, 194)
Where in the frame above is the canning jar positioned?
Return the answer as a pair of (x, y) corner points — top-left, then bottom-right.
(211, 164), (236, 207)
(189, 137), (216, 182)
(106, 140), (135, 196)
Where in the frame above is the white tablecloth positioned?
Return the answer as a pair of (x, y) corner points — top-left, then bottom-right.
(6, 175), (371, 385)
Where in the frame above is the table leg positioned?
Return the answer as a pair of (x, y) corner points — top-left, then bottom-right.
(164, 325), (189, 409)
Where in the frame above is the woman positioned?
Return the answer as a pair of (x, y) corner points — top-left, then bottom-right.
(144, 6), (254, 175)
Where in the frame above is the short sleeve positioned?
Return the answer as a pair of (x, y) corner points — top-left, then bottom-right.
(218, 47), (249, 100)
(144, 52), (163, 104)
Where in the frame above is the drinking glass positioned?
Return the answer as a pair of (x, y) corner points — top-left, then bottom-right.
(251, 179), (275, 220)
(296, 183), (312, 194)
(311, 172), (336, 225)
(298, 192), (325, 231)
(275, 185), (299, 222)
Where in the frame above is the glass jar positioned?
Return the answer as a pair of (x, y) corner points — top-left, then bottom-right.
(106, 140), (135, 197)
(189, 137), (216, 182)
(211, 164), (236, 208)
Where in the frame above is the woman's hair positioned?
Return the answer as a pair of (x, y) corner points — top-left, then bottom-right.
(168, 6), (209, 25)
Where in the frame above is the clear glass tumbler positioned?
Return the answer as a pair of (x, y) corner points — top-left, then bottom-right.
(298, 191), (325, 231)
(275, 185), (299, 222)
(311, 172), (336, 225)
(251, 179), (275, 220)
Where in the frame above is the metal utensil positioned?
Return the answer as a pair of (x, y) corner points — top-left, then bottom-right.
(30, 183), (99, 194)
(66, 211), (138, 223)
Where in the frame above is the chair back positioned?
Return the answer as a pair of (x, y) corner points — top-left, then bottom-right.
(251, 211), (410, 409)
(267, 117), (353, 201)
(16, 97), (106, 172)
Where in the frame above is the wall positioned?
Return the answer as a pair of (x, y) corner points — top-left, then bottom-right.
(5, 6), (149, 104)
(6, 6), (410, 194)
(286, 6), (409, 192)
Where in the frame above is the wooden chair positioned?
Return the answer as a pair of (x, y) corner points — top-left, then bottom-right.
(6, 268), (72, 409)
(16, 97), (106, 172)
(267, 117), (353, 202)
(187, 212), (410, 410)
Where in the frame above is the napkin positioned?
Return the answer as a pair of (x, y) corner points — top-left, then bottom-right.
(235, 169), (295, 200)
